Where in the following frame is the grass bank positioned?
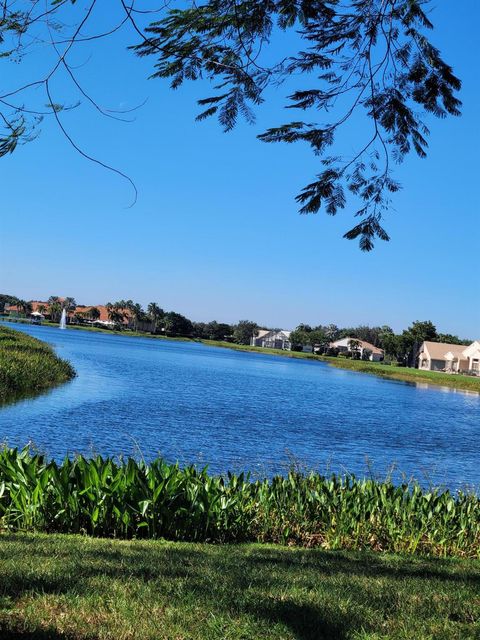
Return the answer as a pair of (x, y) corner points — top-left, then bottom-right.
(202, 339), (324, 360)
(0, 533), (478, 640)
(0, 316), (191, 341)
(326, 358), (480, 393)
(0, 326), (75, 404)
(1, 448), (479, 557)
(203, 340), (480, 393)
(3, 318), (479, 393)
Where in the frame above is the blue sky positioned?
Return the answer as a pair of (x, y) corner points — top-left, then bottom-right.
(0, 2), (478, 338)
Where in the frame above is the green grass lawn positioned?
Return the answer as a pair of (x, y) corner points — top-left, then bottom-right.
(325, 358), (480, 393)
(0, 326), (75, 405)
(0, 534), (478, 640)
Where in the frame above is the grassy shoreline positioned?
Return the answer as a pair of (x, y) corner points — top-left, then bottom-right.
(0, 533), (478, 639)
(202, 340), (480, 393)
(3, 317), (479, 393)
(0, 326), (75, 404)
(0, 316), (191, 341)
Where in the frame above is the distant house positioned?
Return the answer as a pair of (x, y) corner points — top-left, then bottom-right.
(71, 306), (132, 327)
(418, 341), (480, 374)
(329, 337), (384, 361)
(251, 329), (292, 350)
(5, 300), (49, 317)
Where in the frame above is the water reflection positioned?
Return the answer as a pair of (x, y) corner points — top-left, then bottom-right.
(0, 322), (479, 491)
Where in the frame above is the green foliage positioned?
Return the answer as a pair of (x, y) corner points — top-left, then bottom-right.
(1, 447), (479, 557)
(134, 0), (461, 249)
(193, 320), (233, 341)
(1, 534), (479, 640)
(0, 293), (19, 312)
(162, 311), (193, 336)
(0, 326), (75, 404)
(233, 320), (258, 345)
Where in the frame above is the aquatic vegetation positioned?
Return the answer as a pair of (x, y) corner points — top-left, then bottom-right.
(0, 447), (478, 557)
(0, 326), (75, 404)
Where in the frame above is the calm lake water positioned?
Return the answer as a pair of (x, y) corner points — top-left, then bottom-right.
(1, 323), (479, 489)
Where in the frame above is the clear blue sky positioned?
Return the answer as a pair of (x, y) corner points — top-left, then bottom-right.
(0, 2), (478, 338)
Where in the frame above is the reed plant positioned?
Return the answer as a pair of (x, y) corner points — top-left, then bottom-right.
(0, 447), (479, 557)
(0, 326), (75, 403)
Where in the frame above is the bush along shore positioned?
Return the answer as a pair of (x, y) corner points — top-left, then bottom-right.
(0, 326), (75, 404)
(1, 448), (479, 558)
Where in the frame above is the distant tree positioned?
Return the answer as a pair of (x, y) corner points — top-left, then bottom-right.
(296, 324), (313, 334)
(16, 300), (32, 317)
(309, 327), (330, 353)
(290, 325), (329, 352)
(47, 296), (61, 322)
(147, 302), (165, 334)
(128, 302), (146, 331)
(62, 297), (77, 311)
(0, 294), (19, 312)
(89, 307), (101, 322)
(49, 302), (62, 323)
(234, 320), (259, 345)
(405, 320), (438, 344)
(163, 312), (193, 336)
(437, 333), (470, 346)
(323, 324), (341, 342)
(362, 348), (373, 361)
(345, 325), (391, 347)
(106, 302), (125, 329)
(348, 339), (362, 359)
(290, 328), (311, 351)
(380, 332), (402, 362)
(401, 320), (438, 367)
(204, 321), (233, 341)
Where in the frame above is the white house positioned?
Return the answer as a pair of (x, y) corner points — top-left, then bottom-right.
(329, 337), (385, 361)
(418, 340), (480, 374)
(251, 329), (292, 350)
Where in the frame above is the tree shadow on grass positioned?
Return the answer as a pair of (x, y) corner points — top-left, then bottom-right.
(0, 535), (479, 640)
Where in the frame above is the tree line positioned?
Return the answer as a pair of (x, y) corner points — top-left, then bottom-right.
(290, 321), (471, 365)
(2, 293), (472, 363)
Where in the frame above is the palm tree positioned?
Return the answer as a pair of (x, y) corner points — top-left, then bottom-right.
(130, 302), (145, 331)
(89, 307), (101, 322)
(37, 305), (47, 316)
(49, 302), (62, 323)
(348, 338), (362, 360)
(62, 297), (77, 311)
(16, 300), (32, 317)
(147, 302), (164, 334)
(48, 296), (61, 322)
(106, 303), (124, 329)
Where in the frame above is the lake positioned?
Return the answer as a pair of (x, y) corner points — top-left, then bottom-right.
(1, 323), (479, 490)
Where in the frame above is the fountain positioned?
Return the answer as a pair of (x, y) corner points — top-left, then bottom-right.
(59, 308), (67, 330)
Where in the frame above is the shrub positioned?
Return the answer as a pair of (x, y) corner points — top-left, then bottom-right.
(0, 447), (479, 557)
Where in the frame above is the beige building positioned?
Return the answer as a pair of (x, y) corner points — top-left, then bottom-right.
(251, 329), (292, 350)
(418, 341), (480, 374)
(329, 337), (384, 361)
